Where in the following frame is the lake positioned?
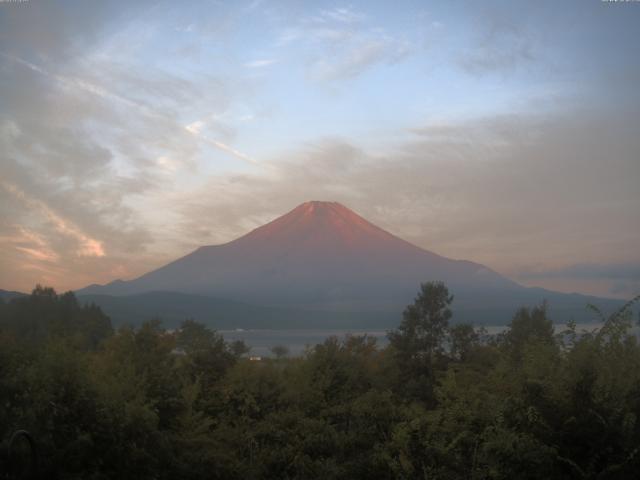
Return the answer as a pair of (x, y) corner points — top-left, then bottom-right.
(219, 322), (632, 357)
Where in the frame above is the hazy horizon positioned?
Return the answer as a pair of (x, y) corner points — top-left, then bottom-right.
(1, 0), (639, 298)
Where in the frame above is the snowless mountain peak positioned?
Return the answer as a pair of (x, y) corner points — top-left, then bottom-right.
(78, 200), (519, 305)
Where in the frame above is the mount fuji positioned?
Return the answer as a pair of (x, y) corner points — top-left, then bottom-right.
(77, 201), (622, 327)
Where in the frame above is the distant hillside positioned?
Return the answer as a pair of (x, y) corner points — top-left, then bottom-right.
(77, 291), (398, 329)
(77, 288), (626, 330)
(0, 289), (27, 302)
(0, 286), (622, 330)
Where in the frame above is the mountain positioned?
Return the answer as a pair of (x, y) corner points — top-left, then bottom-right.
(79, 201), (517, 304)
(0, 289), (27, 302)
(77, 201), (624, 326)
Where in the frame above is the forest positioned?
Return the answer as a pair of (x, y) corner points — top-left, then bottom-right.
(1, 283), (639, 479)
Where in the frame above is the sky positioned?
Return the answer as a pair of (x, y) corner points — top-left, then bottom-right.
(0, 0), (639, 299)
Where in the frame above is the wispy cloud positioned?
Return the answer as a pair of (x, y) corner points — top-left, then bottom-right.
(244, 59), (277, 68)
(0, 226), (60, 263)
(0, 52), (145, 111)
(185, 120), (205, 135)
(185, 121), (259, 166)
(318, 7), (365, 24)
(202, 137), (259, 166)
(277, 6), (412, 82)
(310, 35), (410, 81)
(458, 12), (534, 75)
(0, 181), (105, 257)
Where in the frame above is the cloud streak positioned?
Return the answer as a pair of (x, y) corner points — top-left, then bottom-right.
(0, 180), (105, 257)
(244, 59), (277, 68)
(185, 121), (259, 166)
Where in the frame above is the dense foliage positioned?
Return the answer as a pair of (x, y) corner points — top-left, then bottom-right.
(1, 283), (639, 479)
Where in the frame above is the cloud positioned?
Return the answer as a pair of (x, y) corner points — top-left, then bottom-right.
(310, 35), (410, 81)
(518, 263), (640, 281)
(458, 10), (534, 75)
(516, 263), (640, 299)
(0, 0), (159, 62)
(319, 7), (365, 24)
(185, 121), (259, 166)
(0, 226), (59, 263)
(1, 51), (148, 116)
(0, 180), (105, 257)
(0, 0), (258, 287)
(244, 59), (277, 68)
(277, 6), (411, 82)
(0, 1), (235, 291)
(185, 120), (205, 135)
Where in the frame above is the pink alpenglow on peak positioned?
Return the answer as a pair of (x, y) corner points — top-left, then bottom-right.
(234, 201), (410, 252)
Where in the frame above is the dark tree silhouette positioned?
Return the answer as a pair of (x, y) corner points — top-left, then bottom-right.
(388, 281), (453, 361)
(387, 281), (453, 402)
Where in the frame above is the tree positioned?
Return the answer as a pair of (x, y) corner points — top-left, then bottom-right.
(270, 345), (289, 359)
(230, 340), (251, 358)
(176, 319), (218, 354)
(176, 319), (244, 393)
(388, 281), (453, 362)
(449, 323), (479, 362)
(387, 281), (453, 402)
(502, 302), (554, 360)
(0, 286), (112, 349)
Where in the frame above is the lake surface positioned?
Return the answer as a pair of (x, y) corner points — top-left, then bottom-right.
(220, 329), (390, 357)
(220, 323), (632, 357)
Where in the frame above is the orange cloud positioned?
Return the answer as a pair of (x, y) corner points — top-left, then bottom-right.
(0, 181), (105, 257)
